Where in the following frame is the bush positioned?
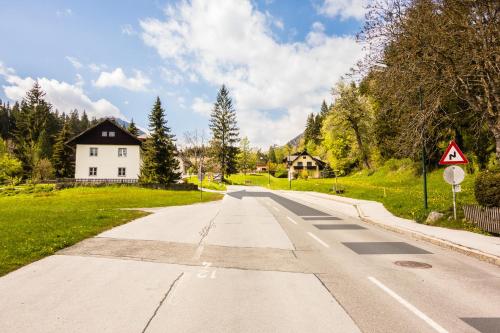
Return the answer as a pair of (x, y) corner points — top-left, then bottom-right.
(474, 170), (500, 207)
(274, 165), (288, 178)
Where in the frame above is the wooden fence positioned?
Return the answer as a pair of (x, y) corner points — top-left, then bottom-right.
(463, 205), (500, 234)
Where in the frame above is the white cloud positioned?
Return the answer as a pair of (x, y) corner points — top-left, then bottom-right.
(66, 56), (83, 70)
(0, 63), (124, 119)
(140, 0), (363, 147)
(88, 63), (107, 72)
(121, 24), (137, 36)
(191, 97), (213, 116)
(317, 0), (367, 20)
(160, 67), (183, 85)
(94, 68), (150, 91)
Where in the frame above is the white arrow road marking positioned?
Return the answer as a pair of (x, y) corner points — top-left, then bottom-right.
(368, 276), (448, 333)
(286, 216), (298, 225)
(307, 232), (330, 248)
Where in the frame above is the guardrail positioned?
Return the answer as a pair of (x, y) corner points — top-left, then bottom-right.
(463, 205), (500, 234)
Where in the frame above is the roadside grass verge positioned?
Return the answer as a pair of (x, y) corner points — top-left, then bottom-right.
(186, 176), (227, 191)
(0, 186), (222, 276)
(228, 166), (478, 227)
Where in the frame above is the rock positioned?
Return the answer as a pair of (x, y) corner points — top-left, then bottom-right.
(426, 211), (444, 224)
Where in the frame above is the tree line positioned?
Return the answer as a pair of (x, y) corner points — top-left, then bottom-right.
(288, 0), (498, 175)
(0, 81), (243, 185)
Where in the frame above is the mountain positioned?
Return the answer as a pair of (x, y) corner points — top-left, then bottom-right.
(286, 133), (303, 148)
(111, 118), (146, 135)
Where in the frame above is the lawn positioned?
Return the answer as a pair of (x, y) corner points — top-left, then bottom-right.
(228, 165), (480, 231)
(186, 176), (227, 191)
(0, 186), (222, 276)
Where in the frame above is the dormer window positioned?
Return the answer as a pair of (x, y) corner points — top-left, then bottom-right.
(109, 131), (115, 137)
(102, 131), (108, 137)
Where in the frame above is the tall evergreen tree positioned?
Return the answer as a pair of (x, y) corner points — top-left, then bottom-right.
(127, 118), (139, 137)
(303, 113), (316, 144)
(13, 82), (53, 176)
(209, 85), (239, 180)
(140, 97), (180, 184)
(52, 121), (74, 178)
(268, 145), (277, 163)
(80, 111), (90, 130)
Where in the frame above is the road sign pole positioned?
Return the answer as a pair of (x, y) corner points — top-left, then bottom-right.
(420, 87), (428, 210)
(422, 144), (428, 210)
(452, 185), (457, 220)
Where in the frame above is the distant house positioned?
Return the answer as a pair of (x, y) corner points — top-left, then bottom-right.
(255, 163), (268, 172)
(283, 150), (326, 179)
(66, 119), (142, 181)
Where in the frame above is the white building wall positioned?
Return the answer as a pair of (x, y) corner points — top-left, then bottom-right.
(75, 144), (141, 180)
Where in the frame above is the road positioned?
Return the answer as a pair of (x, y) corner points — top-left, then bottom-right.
(0, 186), (499, 332)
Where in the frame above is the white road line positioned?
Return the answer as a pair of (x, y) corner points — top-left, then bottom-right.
(368, 276), (448, 333)
(272, 206), (279, 211)
(307, 232), (330, 248)
(286, 216), (298, 225)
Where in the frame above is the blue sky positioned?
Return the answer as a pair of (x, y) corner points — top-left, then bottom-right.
(0, 0), (366, 147)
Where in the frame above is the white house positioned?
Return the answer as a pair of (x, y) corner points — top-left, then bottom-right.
(67, 119), (142, 181)
(283, 150), (326, 179)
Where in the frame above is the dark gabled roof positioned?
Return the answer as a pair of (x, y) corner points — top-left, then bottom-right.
(285, 150), (326, 168)
(66, 118), (142, 146)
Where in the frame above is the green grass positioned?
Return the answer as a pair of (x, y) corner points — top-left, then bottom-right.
(228, 165), (478, 227)
(0, 186), (222, 276)
(186, 176), (227, 191)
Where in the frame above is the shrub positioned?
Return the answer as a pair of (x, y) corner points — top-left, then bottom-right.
(274, 165), (288, 178)
(474, 170), (500, 207)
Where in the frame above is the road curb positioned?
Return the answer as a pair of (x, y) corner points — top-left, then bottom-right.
(353, 204), (500, 267)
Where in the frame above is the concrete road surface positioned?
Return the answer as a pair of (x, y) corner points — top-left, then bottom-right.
(0, 185), (499, 333)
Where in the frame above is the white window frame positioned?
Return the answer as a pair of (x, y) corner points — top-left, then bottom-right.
(118, 148), (127, 157)
(102, 131), (108, 137)
(89, 147), (98, 157)
(89, 167), (97, 177)
(118, 167), (126, 177)
(108, 131), (116, 137)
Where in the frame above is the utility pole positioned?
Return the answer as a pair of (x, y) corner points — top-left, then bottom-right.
(288, 150), (292, 190)
(420, 87), (428, 210)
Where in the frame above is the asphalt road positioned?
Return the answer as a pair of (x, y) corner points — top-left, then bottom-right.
(0, 186), (499, 333)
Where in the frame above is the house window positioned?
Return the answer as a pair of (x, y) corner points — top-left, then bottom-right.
(102, 131), (108, 137)
(89, 167), (97, 176)
(109, 131), (116, 137)
(89, 147), (98, 156)
(118, 148), (127, 157)
(297, 162), (303, 166)
(302, 156), (306, 159)
(118, 167), (126, 177)
(307, 161), (313, 167)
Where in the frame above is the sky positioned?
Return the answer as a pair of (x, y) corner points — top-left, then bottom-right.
(0, 0), (366, 148)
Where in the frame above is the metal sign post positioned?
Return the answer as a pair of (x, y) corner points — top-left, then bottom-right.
(443, 165), (465, 220)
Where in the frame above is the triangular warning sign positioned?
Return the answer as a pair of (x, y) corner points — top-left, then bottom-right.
(439, 140), (468, 165)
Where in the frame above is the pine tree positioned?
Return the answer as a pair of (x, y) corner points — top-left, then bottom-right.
(13, 82), (53, 176)
(140, 97), (180, 184)
(303, 113), (315, 144)
(209, 85), (239, 180)
(127, 118), (139, 137)
(52, 121), (74, 178)
(80, 111), (90, 130)
(268, 145), (277, 163)
(320, 100), (329, 118)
